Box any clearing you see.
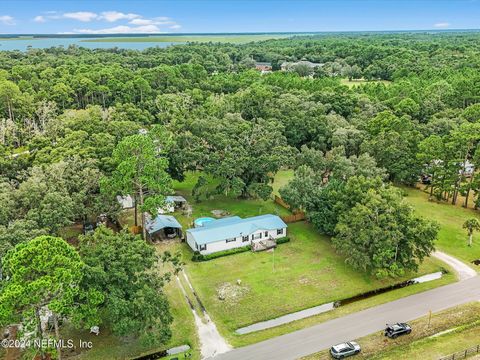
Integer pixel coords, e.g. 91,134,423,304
403,187,480,268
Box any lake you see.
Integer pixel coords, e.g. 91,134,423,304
0,37,179,51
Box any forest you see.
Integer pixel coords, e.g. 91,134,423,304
1,32,480,358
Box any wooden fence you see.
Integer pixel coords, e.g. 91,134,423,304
281,213,306,223
274,195,306,223
438,344,480,360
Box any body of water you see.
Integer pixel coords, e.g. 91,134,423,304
0,37,178,51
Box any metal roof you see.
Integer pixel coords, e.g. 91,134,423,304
187,214,287,245
166,195,187,203
146,215,182,234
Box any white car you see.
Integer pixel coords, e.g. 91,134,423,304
330,341,361,359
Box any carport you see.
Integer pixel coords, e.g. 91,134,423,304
146,215,183,241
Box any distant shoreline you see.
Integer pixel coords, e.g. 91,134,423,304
80,34,292,43
0,28,479,40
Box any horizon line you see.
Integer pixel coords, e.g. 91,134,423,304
1,28,480,37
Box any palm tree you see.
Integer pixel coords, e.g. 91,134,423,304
463,218,480,247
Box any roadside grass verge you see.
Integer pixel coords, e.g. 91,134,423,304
302,302,480,360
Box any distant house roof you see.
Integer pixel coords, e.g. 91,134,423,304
146,215,182,234
187,214,287,245
281,60,324,69
166,195,187,203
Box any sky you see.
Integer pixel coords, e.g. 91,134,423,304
0,0,479,34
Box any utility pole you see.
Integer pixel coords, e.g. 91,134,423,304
273,247,275,272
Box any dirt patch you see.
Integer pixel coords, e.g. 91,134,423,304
299,277,310,285
211,209,230,218
216,282,250,304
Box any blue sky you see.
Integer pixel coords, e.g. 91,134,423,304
0,1,478,34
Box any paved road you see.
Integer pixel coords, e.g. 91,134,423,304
212,276,480,360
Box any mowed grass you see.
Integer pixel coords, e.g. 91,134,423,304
304,302,480,360
184,222,452,345
340,78,391,88
172,172,290,229
82,34,291,44
402,187,480,267
161,171,454,346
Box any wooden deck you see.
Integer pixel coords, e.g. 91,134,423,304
251,238,277,252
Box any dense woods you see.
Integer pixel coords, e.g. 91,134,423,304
1,32,480,356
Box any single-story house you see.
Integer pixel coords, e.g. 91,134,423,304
255,62,272,73
146,214,182,241
116,195,134,209
186,214,287,255
280,60,324,71
158,195,188,214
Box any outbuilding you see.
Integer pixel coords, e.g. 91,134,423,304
146,214,183,241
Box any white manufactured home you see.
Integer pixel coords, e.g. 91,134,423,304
186,214,287,255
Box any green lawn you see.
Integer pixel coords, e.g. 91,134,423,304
183,221,453,346
402,187,480,267
304,302,480,360
81,34,292,44
272,169,294,196
340,78,391,88
162,172,454,347
171,172,290,229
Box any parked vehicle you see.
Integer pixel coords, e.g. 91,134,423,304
384,323,412,338
421,174,432,184
330,341,361,359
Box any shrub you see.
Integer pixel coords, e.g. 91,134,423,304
191,237,290,261
276,236,290,244
192,245,251,261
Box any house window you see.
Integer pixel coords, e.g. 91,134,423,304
277,228,284,235
264,231,268,237
242,235,249,242
252,233,262,240
226,238,236,243
199,244,207,251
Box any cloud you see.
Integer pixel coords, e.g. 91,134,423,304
100,11,140,22
0,15,15,25
33,10,181,32
33,15,46,23
63,12,99,22
129,18,156,26
74,24,162,34
129,17,175,26
434,22,450,28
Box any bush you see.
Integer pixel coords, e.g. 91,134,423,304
191,237,290,261
276,236,290,244
192,245,251,261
